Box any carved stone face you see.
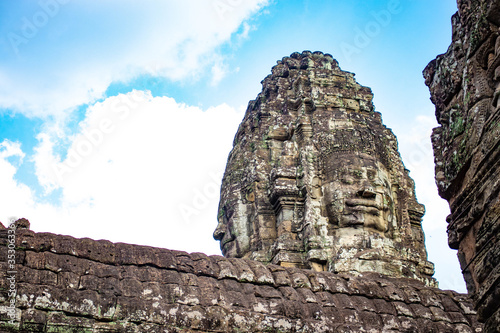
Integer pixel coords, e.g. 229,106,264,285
214,52,436,285
213,199,251,258
322,153,394,234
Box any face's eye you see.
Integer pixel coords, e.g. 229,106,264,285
225,207,234,220
351,170,363,179
367,169,376,180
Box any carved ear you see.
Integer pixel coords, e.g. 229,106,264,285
476,34,497,69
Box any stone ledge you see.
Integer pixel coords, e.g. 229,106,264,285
0,230,482,332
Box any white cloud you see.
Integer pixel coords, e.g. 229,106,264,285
0,139,25,162
210,61,228,86
32,133,61,193
236,22,255,44
0,140,34,227
0,0,269,117
2,92,243,254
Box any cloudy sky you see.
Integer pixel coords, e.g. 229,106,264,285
0,0,465,291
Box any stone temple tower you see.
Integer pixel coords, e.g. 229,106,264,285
214,51,436,287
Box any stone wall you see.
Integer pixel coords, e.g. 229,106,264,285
423,0,500,331
0,228,482,332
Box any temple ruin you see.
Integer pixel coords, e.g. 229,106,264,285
0,51,484,332
1,0,498,330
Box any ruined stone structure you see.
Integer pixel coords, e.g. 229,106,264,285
0,46,488,331
4,1,499,324
0,227,483,332
214,51,436,287
424,0,500,331
0,48,486,331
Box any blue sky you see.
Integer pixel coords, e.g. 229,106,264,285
0,0,465,291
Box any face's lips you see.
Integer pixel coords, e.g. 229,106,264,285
348,206,380,216
220,237,234,256
221,234,235,247
344,198,383,217
345,198,382,210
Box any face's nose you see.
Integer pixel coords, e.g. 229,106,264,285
357,182,376,199
361,189,376,198
213,222,225,241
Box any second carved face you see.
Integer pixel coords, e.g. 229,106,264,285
322,153,395,234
